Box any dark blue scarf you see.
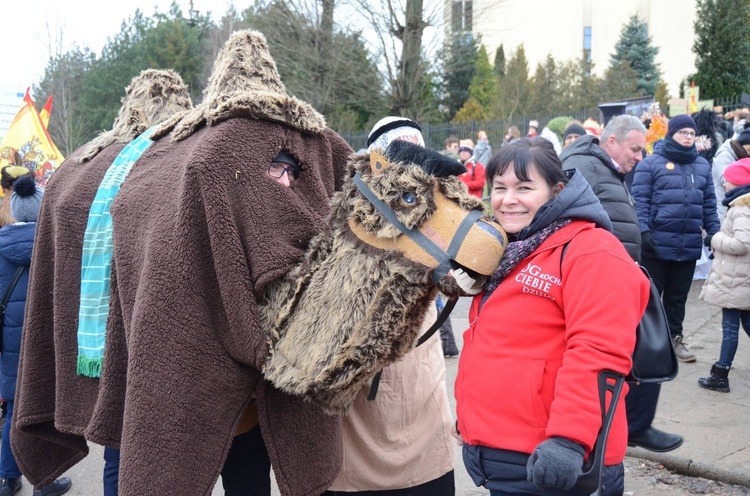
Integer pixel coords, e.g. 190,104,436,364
723,184,750,207
660,135,699,164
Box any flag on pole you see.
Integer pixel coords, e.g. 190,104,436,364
0,88,63,188
690,81,698,113
39,96,53,128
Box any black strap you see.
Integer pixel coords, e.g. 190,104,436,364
368,296,458,401
0,265,25,317
0,265,25,350
416,296,457,347
352,172,481,285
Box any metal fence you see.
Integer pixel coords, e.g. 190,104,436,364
338,94,750,151
338,108,594,152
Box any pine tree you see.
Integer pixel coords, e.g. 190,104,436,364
442,32,480,119
493,44,505,77
454,44,496,121
654,79,670,113
492,45,529,119
692,0,750,98
610,15,661,96
601,61,640,102
527,55,559,115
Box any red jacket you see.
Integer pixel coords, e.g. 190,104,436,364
455,221,649,465
459,161,486,198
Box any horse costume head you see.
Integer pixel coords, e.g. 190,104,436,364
263,140,506,414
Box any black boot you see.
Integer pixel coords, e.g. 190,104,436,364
698,364,730,392
439,318,459,357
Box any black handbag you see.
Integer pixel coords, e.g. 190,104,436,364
560,242,678,384
0,265,25,350
627,265,678,383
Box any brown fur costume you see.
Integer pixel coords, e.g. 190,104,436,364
262,143,505,414
82,30,352,496
11,70,192,486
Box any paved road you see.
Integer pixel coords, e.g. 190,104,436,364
14,280,750,495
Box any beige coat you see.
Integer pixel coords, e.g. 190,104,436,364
327,302,455,491
701,192,750,310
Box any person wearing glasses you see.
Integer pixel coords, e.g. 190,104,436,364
267,151,300,186
633,114,721,366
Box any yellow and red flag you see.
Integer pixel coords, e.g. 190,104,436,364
39,96,53,128
690,81,698,113
0,88,62,188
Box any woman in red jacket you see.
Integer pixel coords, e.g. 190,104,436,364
455,138,650,495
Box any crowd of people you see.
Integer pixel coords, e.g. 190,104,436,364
0,28,748,496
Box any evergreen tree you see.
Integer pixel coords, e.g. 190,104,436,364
527,55,559,115
34,47,97,155
692,0,750,98
492,45,529,119
610,15,661,96
454,44,495,121
243,1,386,130
654,79,670,113
493,44,505,77
601,61,640,102
442,32,480,119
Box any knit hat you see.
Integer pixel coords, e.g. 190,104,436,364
458,146,473,155
736,128,750,146
667,114,697,137
10,176,43,223
367,116,424,150
563,124,586,141
724,158,750,186
0,165,33,192
529,120,539,130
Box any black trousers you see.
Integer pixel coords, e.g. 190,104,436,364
221,426,272,496
322,470,455,496
640,255,696,338
625,381,661,435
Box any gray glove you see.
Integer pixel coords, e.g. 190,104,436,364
526,437,586,491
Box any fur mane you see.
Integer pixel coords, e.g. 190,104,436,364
152,30,326,141
77,69,192,163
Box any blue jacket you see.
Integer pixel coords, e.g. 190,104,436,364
0,222,35,401
632,146,720,261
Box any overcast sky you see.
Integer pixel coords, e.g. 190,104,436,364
1,0,242,89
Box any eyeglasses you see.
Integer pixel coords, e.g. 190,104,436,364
676,130,697,138
267,162,300,179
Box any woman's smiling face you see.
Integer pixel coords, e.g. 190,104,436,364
490,162,558,235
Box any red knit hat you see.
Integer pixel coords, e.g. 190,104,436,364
724,158,750,186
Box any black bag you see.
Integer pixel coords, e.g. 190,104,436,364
0,265,25,350
560,242,678,384
628,266,678,383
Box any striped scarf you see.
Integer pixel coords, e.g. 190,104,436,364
76,129,155,378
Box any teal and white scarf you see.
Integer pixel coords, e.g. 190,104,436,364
76,128,155,378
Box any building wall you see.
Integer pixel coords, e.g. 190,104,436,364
469,0,696,98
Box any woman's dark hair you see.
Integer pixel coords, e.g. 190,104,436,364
485,138,568,187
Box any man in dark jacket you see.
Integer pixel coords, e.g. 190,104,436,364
562,115,685,454
561,115,644,260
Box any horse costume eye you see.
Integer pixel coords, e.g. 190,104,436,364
401,192,417,205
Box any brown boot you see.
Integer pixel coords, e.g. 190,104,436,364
672,335,696,363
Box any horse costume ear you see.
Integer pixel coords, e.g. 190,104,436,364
370,149,390,174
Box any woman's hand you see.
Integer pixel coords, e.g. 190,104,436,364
451,422,464,446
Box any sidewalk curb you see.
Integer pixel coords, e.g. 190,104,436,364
627,447,750,489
